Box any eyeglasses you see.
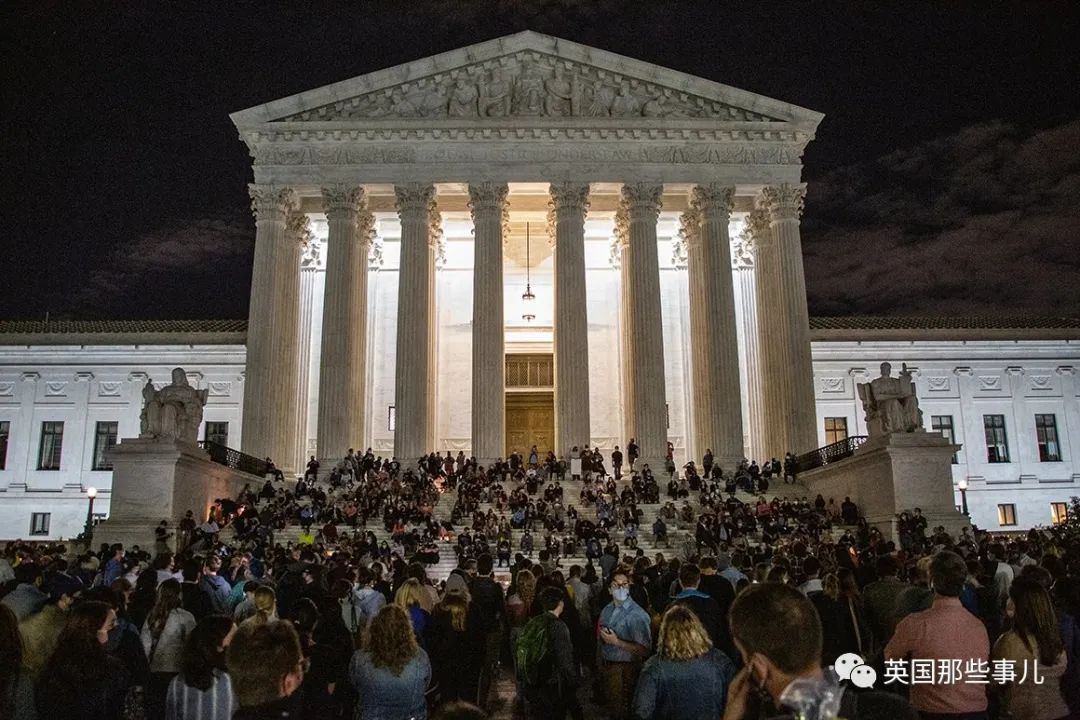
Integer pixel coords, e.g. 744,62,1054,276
611,581,631,589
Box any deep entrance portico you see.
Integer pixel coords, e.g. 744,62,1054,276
231,31,823,474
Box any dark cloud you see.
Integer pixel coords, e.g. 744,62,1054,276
802,120,1080,316
65,217,254,319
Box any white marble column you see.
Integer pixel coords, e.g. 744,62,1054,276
684,185,744,469
294,245,320,470
756,183,818,457
394,184,437,462
736,209,768,461
550,182,592,455
468,182,508,464
617,183,668,471
242,185,303,472
316,186,373,465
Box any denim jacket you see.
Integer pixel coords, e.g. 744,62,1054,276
348,648,431,720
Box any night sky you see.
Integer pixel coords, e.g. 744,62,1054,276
3,1,1079,320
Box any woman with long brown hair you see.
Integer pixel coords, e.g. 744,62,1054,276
632,604,735,720
992,577,1070,720
141,579,196,718
36,600,130,720
506,569,537,627
349,604,431,720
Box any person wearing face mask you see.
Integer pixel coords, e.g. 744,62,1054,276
723,583,915,720
597,567,652,720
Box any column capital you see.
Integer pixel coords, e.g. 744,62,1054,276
394,183,436,218
674,207,699,267
321,185,365,221
619,182,663,221
286,210,313,246
249,184,297,223
467,182,509,217
547,182,590,247
690,184,734,220
760,183,806,222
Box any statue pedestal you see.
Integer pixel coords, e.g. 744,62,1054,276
94,438,255,552
801,431,968,542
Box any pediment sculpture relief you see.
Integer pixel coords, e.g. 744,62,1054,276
280,52,781,123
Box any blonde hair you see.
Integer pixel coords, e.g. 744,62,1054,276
394,577,427,611
657,605,712,661
822,573,840,600
366,604,419,675
439,592,469,632
253,585,276,622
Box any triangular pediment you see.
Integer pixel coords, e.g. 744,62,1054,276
231,31,822,129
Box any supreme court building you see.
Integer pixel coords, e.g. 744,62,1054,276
233,30,823,475
2,32,1079,538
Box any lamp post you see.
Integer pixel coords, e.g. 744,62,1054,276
84,486,97,549
957,477,969,516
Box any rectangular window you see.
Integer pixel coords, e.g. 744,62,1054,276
0,420,9,470
92,421,118,471
204,421,229,447
387,406,396,432
38,421,64,470
30,512,50,536
997,503,1017,527
1035,414,1062,462
983,415,1010,463
931,415,958,463
1051,502,1069,526
824,417,848,445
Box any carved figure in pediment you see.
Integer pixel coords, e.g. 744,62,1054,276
611,85,642,117
513,67,545,116
585,80,615,116
447,78,479,117
390,94,420,118
544,65,578,116
479,68,512,117
363,95,394,118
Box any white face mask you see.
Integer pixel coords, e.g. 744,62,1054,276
612,587,630,603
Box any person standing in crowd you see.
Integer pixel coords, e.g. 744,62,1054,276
469,553,505,711
19,572,81,675
724,583,916,720
199,557,232,615
671,563,723,650
633,604,735,720
886,550,990,720
142,578,198,718
165,614,237,720
598,568,652,720
349,604,432,720
991,577,1071,720
428,591,482,705
226,620,306,719
517,586,577,720
36,601,131,720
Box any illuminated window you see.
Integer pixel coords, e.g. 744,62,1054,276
388,406,396,432
931,415,958,463
38,421,64,470
1035,414,1062,462
1051,502,1069,525
997,503,1017,527
983,415,1009,463
92,421,118,471
824,417,848,445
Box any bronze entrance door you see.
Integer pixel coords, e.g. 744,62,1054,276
505,392,554,459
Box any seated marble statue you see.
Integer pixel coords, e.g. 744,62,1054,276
858,362,924,437
140,367,209,444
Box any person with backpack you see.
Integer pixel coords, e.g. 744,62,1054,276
516,587,576,720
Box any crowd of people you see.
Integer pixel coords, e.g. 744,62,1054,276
1,443,1079,720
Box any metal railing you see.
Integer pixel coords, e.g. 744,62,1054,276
794,435,868,474
198,441,270,477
